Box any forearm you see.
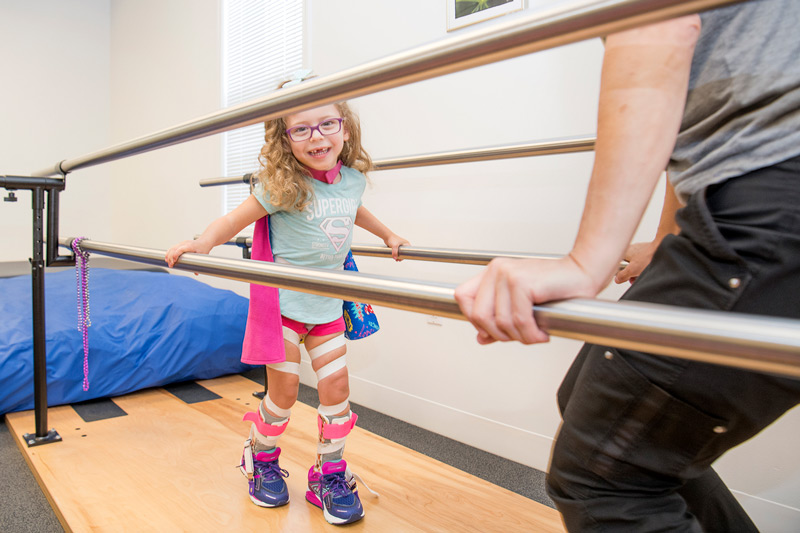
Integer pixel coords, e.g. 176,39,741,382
654,179,681,242
197,195,267,249
354,206,395,241
195,215,240,249
571,16,700,291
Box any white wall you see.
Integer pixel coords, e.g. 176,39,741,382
306,1,800,530
108,0,224,258
307,0,602,470
0,0,111,261
6,0,798,530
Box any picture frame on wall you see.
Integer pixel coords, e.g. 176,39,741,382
447,0,525,31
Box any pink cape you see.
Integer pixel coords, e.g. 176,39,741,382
240,216,285,364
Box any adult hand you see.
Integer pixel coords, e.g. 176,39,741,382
615,241,658,284
454,255,598,345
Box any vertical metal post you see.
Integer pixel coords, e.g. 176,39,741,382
46,186,75,267
31,188,47,436
23,186,61,446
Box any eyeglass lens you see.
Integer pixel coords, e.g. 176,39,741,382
287,118,343,141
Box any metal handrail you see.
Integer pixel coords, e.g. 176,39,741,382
354,244,562,264
198,135,596,188
35,0,743,178
61,238,800,379
214,237,562,264
214,239,633,269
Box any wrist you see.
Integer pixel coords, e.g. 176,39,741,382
567,246,619,295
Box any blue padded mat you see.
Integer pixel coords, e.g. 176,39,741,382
0,269,254,415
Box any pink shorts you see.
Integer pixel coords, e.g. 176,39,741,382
281,315,345,338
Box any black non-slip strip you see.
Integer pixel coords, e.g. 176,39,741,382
163,381,221,404
71,398,127,422
241,367,266,387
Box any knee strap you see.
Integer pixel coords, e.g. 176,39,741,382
266,361,300,375
263,394,291,419
308,335,346,361
318,399,349,417
318,411,358,440
316,355,347,381
243,411,289,437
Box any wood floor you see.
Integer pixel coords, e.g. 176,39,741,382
6,374,565,532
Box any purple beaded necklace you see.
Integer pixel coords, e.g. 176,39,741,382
71,237,91,391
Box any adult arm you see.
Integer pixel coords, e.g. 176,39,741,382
615,179,682,284
454,15,701,344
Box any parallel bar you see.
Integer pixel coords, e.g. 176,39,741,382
36,0,743,177
63,238,460,318
373,135,596,171
217,239,627,269
61,238,800,379
352,244,561,264
198,136,596,188
217,238,561,265
199,173,252,188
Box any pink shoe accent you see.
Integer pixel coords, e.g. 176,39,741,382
305,461,348,509
306,490,323,507
243,411,289,437
254,448,281,462
306,465,324,508
321,460,347,475
318,412,358,440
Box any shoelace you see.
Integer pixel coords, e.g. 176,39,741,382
255,460,289,481
350,471,380,498
323,472,353,498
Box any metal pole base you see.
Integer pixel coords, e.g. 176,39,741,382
23,429,62,447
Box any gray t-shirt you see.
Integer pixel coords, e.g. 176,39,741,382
669,0,800,201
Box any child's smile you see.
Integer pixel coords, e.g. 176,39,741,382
285,104,348,171
308,146,331,158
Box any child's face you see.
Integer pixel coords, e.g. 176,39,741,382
284,104,349,171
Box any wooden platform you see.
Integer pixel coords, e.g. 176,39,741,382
7,374,565,532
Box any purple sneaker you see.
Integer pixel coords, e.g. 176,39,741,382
240,447,289,508
306,460,365,525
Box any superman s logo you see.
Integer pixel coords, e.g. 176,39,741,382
319,216,352,252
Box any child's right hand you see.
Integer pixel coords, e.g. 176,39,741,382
165,239,213,268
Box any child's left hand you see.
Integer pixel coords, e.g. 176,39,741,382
385,234,410,261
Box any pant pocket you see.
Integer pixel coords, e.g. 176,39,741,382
559,345,729,482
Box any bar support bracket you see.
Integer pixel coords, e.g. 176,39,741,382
1,174,73,446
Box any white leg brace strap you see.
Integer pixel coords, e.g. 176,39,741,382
318,399,349,417
266,361,300,375
263,394,291,418
315,355,347,382
307,335,346,361
282,326,301,346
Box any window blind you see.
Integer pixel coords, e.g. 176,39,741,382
222,0,304,214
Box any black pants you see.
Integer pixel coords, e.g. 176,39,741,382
547,155,800,532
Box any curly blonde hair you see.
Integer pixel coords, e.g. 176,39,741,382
254,101,372,212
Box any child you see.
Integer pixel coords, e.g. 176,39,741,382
165,87,408,525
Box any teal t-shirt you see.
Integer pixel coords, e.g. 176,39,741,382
253,165,366,324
